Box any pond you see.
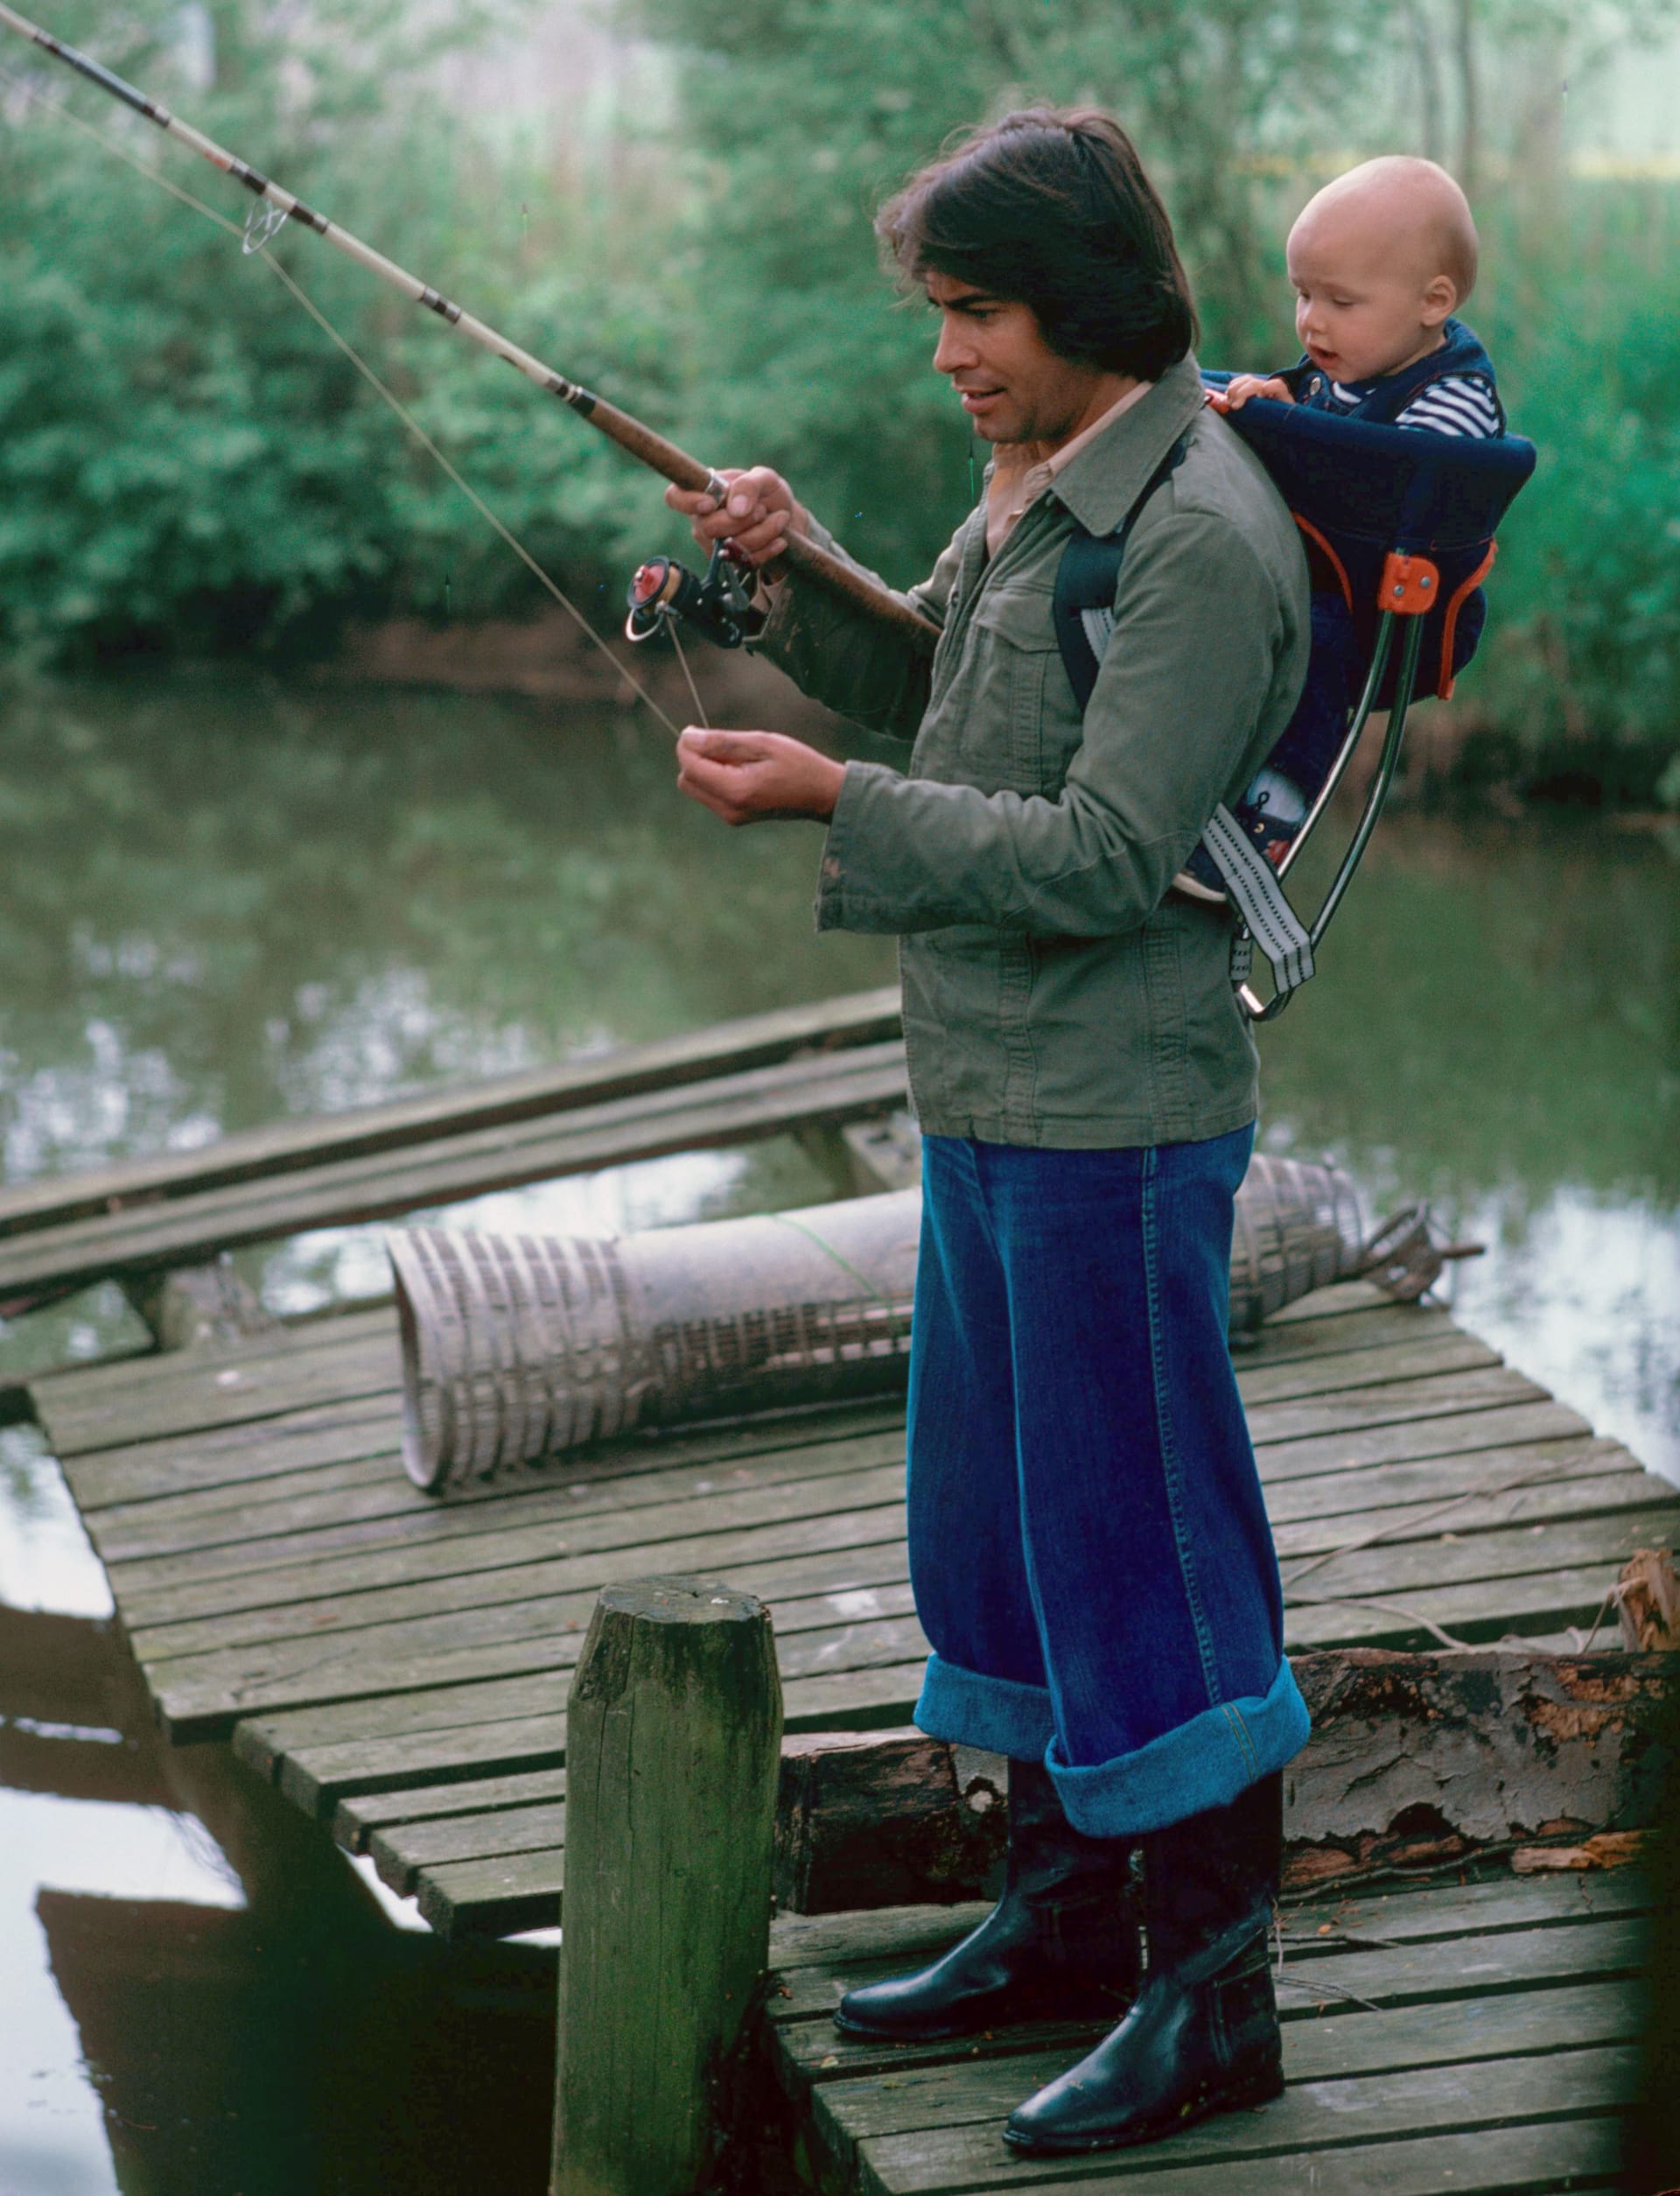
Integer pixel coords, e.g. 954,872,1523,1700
1,670,1676,2193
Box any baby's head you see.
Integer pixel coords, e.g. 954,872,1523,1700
1287,157,1478,386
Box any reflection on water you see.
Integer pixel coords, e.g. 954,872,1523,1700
1256,810,1679,1480
0,672,1676,2192
0,1440,557,2196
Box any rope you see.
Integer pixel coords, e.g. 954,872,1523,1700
0,65,686,738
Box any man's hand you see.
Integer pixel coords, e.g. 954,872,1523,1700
665,467,808,568
676,728,844,825
1214,374,1295,413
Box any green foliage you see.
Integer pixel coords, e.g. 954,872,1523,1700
1466,186,1680,796
635,0,1378,579
1,0,1678,793
0,0,684,656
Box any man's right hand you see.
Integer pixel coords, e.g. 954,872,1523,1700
665,466,808,569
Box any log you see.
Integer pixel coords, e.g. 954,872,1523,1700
550,1576,783,2196
766,1649,1676,1914
776,1730,1004,1916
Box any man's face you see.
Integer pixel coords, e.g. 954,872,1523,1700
925,271,1110,446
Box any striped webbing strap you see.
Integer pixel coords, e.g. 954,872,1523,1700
1198,805,1315,1002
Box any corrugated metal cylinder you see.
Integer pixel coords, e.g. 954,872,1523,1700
389,1157,1364,1494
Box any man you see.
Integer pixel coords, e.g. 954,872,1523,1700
670,107,1311,2155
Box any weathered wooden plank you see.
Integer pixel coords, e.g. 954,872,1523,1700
271,1659,934,1817
0,987,903,1238
374,1798,566,1893
332,1765,569,1852
55,1397,404,1512
416,1849,565,1939
1271,1457,1670,1561
200,1568,920,1752
1252,1395,1592,1480
146,1485,1660,1744
150,1589,926,1742
853,2044,1636,2193
770,1906,1646,2033
89,1405,906,1561
1262,1436,1631,1528
1264,1277,1391,1323
32,1305,396,1406
115,1454,914,1619
1242,1365,1547,1447
1284,1505,1680,1608
43,1331,404,1457
1237,1331,1502,1407
127,1494,913,1668
133,1483,1667,1701
1283,1561,1652,1653
280,1713,572,1816
875,2124,1625,2196
233,1671,566,1776
0,1041,911,1300
808,1979,1643,2143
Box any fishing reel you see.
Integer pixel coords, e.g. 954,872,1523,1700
625,542,760,652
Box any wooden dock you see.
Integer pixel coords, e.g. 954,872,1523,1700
763,1869,1646,2194
23,1272,1676,1940
0,986,905,1312
10,998,1673,2194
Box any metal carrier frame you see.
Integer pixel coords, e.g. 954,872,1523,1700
1227,553,1434,1022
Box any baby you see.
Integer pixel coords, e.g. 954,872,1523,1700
1174,156,1504,902
1223,154,1502,437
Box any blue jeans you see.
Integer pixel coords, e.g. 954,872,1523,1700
909,1126,1310,1838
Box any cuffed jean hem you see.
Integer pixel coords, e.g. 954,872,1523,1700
914,1652,1056,1764
1046,1657,1312,1838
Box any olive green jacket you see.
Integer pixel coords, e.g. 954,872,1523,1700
757,356,1310,1148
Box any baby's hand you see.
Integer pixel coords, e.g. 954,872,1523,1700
1216,375,1295,412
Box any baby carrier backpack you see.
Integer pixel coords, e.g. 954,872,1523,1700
1054,357,1536,1017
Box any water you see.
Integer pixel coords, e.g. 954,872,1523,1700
0,671,1675,2192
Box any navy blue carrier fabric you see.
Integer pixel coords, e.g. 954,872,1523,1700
1288,318,1505,433
1206,363,1536,699
1052,375,1535,895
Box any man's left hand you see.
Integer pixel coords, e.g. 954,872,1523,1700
676,728,845,825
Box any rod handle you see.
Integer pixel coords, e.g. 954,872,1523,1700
578,392,939,656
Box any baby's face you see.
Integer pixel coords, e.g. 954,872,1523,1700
1286,202,1455,386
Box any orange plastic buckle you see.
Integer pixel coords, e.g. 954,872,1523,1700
1378,551,1441,615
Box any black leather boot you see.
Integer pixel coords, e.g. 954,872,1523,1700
1003,1772,1284,2152
833,1757,1140,2042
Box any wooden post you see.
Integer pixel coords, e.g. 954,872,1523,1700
551,1576,783,2196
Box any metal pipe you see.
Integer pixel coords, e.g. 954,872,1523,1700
388,1156,1367,1491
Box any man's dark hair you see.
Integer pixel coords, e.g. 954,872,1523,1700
877,108,1198,382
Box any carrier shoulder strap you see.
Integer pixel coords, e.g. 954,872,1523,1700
1053,417,1315,1010
1052,427,1192,712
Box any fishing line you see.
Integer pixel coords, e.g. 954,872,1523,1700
666,619,708,730
0,63,686,737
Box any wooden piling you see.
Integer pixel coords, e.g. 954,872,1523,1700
551,1576,783,2196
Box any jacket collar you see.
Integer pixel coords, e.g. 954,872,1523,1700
1044,354,1206,538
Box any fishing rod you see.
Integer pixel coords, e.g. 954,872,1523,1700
0,1,939,656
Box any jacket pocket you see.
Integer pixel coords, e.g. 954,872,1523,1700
969,585,1083,795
